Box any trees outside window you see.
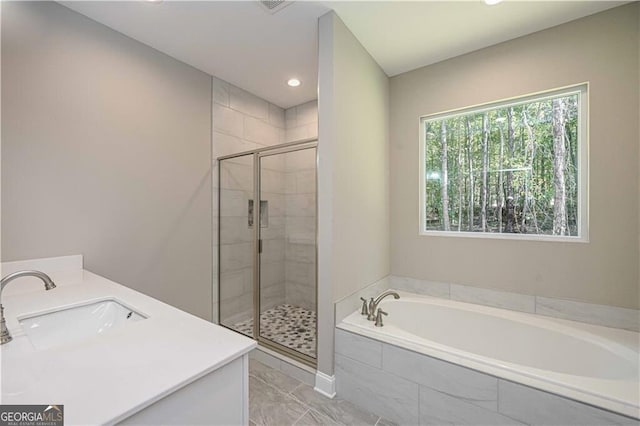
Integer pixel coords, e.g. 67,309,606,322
420,85,587,239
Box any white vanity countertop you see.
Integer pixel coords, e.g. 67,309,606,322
0,255,256,425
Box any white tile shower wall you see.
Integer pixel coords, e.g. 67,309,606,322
259,160,295,313
284,100,318,143
214,87,319,326
213,76,287,325
334,329,637,425
281,102,317,313
335,275,640,331
283,147,317,312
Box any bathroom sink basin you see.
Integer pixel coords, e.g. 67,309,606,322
18,299,146,350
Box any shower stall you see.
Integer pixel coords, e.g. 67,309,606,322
217,140,317,366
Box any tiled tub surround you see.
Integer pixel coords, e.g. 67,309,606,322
335,276,640,332
335,294,640,424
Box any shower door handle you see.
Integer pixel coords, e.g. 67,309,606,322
258,239,263,254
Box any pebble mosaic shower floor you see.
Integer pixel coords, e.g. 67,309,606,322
231,304,316,359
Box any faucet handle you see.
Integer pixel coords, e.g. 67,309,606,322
367,298,376,321
374,309,388,327
359,297,369,316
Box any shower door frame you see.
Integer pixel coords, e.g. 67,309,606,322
217,138,318,368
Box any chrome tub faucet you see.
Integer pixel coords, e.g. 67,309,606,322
366,290,400,321
1,270,57,345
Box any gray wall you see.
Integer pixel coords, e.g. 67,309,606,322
390,4,640,309
317,11,390,376
1,1,213,319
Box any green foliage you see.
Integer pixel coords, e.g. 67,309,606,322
424,94,579,235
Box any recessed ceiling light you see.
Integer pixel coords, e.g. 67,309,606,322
484,0,503,5
287,78,301,87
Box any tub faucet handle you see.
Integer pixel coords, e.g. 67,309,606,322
374,309,388,327
367,298,376,321
360,297,369,316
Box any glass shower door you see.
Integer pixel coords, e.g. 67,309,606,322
258,146,317,363
218,153,256,337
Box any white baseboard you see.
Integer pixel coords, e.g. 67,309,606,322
314,371,336,398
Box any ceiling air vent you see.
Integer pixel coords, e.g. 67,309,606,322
258,0,293,14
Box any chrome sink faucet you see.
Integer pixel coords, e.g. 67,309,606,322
366,290,400,321
1,270,57,345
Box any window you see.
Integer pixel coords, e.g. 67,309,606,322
419,84,588,241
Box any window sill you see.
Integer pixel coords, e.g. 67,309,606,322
418,230,589,243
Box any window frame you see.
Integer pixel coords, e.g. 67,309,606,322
418,83,589,242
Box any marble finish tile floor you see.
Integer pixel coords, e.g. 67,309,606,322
249,359,394,426
233,304,317,358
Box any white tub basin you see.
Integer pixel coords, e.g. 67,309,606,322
19,299,146,350
340,291,640,419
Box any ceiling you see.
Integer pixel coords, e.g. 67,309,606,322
60,1,625,109
61,1,330,109
330,1,627,77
